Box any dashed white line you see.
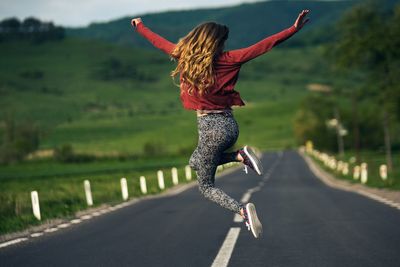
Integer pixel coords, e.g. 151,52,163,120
80,215,92,220
58,223,70,229
44,228,58,233
0,238,28,248
240,192,252,203
211,227,241,267
233,214,243,223
30,232,43,238
71,219,81,224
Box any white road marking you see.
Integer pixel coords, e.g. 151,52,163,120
233,157,281,224
58,223,70,229
211,227,241,267
44,228,58,233
81,215,92,220
30,232,43,238
240,192,252,203
71,219,81,224
233,214,243,223
0,238,28,248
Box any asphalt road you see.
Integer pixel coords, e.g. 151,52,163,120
1,151,400,267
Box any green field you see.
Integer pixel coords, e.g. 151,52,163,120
0,36,368,235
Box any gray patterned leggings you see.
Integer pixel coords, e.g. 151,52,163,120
189,112,243,215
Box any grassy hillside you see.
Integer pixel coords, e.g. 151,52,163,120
67,0,355,48
0,36,332,157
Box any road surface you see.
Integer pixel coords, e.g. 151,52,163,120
1,151,400,266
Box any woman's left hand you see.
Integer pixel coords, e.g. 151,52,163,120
131,18,142,27
294,10,310,30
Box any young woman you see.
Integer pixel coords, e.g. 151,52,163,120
131,10,309,238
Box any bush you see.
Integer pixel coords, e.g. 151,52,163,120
54,144,95,163
54,144,74,162
143,141,167,157
0,119,40,164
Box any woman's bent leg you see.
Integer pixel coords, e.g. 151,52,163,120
189,113,242,215
192,146,242,214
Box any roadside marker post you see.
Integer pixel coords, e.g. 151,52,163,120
380,164,388,181
342,163,349,176
157,170,165,190
185,165,192,180
353,166,360,180
337,161,343,172
84,180,93,206
171,167,179,185
140,176,147,194
121,178,129,201
361,163,368,184
31,191,41,221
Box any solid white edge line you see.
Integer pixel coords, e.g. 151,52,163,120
211,227,241,267
0,238,28,248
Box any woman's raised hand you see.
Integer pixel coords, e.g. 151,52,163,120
131,18,142,27
294,10,310,30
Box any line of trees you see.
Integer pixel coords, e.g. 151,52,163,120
294,1,399,172
0,17,65,43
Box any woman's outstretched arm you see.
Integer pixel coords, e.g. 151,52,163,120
224,10,310,64
131,18,176,56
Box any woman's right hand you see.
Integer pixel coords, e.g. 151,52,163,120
131,18,142,27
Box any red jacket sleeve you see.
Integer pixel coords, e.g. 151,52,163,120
223,25,298,64
135,22,176,55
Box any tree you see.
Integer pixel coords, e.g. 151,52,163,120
330,0,400,171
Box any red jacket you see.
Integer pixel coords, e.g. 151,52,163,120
135,22,298,110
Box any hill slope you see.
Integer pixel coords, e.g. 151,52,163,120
0,35,334,155
67,0,355,49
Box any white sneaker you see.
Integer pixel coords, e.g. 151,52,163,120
243,203,263,238
239,146,263,175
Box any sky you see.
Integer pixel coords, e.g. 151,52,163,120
0,0,261,27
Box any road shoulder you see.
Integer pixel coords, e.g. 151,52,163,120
299,150,400,210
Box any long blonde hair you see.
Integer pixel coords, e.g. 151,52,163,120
171,22,229,95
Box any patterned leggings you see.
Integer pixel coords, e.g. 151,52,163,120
189,112,243,215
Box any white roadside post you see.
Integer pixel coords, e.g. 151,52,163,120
171,167,179,185
140,176,147,194
342,163,349,176
353,166,360,180
120,178,129,201
185,165,192,180
31,191,41,221
337,161,343,173
361,163,368,184
380,164,388,181
157,170,165,190
83,180,93,206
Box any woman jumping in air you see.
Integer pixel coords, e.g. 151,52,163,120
131,9,309,238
